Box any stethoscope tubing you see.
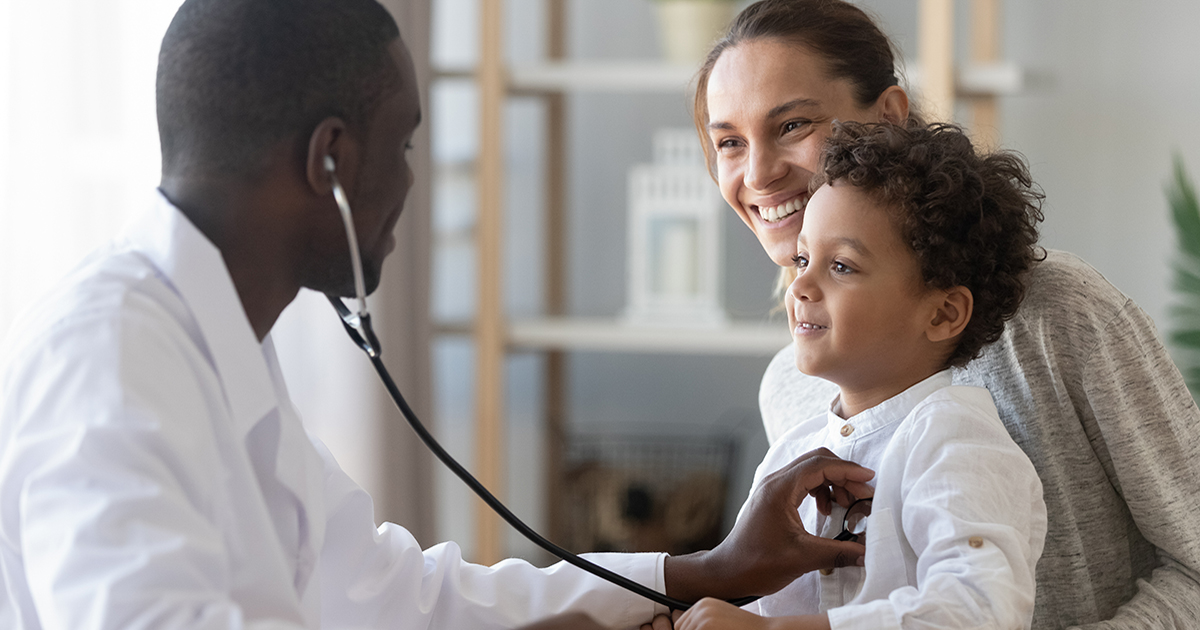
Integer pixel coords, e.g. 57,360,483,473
323,166,755,612
329,296,759,612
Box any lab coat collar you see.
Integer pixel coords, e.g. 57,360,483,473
828,369,953,440
122,190,278,439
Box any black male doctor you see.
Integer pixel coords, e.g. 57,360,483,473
0,1,874,628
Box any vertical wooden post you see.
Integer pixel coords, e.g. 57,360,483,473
476,0,506,565
918,0,955,123
543,0,569,547
970,0,1001,148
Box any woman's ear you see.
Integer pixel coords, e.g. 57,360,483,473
927,286,972,343
874,85,910,126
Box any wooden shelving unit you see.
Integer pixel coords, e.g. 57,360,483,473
461,0,1016,564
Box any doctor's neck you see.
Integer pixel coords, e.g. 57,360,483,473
160,165,311,342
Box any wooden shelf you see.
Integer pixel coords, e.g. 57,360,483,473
510,61,697,93
904,60,1025,97
435,60,698,93
507,317,791,355
435,59,1024,97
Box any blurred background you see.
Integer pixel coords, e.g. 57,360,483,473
2,0,1200,566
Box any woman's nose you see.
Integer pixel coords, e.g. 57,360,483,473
746,143,788,191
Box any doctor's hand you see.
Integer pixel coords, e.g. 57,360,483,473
663,448,874,603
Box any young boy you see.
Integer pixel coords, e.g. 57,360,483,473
677,122,1048,630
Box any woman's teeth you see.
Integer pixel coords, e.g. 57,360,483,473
760,196,806,223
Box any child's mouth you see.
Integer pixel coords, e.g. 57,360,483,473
795,321,828,333
755,194,808,223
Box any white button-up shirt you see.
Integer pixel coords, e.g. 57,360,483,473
0,192,665,630
744,371,1047,630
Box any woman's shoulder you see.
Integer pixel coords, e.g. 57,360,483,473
1022,249,1130,317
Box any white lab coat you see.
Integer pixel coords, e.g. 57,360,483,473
743,372,1047,630
0,192,666,630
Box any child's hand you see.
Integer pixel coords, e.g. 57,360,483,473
676,598,771,630
640,610,683,630
677,600,831,630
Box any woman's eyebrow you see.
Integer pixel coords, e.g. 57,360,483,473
767,98,821,120
708,98,823,132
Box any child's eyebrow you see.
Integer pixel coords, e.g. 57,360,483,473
833,236,872,257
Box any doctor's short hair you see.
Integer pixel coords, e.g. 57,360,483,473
813,121,1045,368
157,0,401,177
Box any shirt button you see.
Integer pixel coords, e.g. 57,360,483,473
969,536,984,548
840,424,854,437
820,568,834,576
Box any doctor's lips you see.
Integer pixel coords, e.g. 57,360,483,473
753,194,808,224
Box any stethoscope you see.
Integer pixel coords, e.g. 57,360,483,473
322,156,756,611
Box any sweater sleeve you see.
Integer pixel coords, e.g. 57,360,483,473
1072,297,1200,629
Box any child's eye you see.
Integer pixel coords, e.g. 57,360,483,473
791,253,809,269
832,261,853,274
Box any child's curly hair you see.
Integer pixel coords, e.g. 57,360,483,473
813,121,1045,367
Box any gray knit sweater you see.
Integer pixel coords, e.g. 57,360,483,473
759,250,1200,629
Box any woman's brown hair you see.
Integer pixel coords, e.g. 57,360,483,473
693,0,903,174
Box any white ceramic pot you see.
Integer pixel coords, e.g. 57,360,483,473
654,0,739,65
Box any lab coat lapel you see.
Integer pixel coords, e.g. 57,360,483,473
130,193,323,598
262,335,326,597
128,192,278,433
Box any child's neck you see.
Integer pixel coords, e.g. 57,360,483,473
835,367,945,419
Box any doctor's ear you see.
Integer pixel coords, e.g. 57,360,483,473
305,116,353,193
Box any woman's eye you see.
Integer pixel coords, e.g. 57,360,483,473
783,119,811,134
715,137,743,151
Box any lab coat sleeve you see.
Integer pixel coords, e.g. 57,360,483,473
312,438,668,630
826,399,1046,630
0,307,305,630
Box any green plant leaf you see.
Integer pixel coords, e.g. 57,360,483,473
1167,155,1200,397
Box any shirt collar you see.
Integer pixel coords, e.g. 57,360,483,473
121,190,278,437
827,370,953,440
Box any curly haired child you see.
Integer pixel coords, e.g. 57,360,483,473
678,122,1048,630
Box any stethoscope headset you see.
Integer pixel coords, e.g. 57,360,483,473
322,155,759,612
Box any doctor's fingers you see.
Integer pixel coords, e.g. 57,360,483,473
763,448,874,508
797,534,867,571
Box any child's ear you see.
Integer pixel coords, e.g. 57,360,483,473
926,286,973,343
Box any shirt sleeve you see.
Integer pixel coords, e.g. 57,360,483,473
311,438,668,630
1070,298,1200,629
827,398,1046,630
0,311,306,630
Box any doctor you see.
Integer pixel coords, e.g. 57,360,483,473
0,0,876,628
